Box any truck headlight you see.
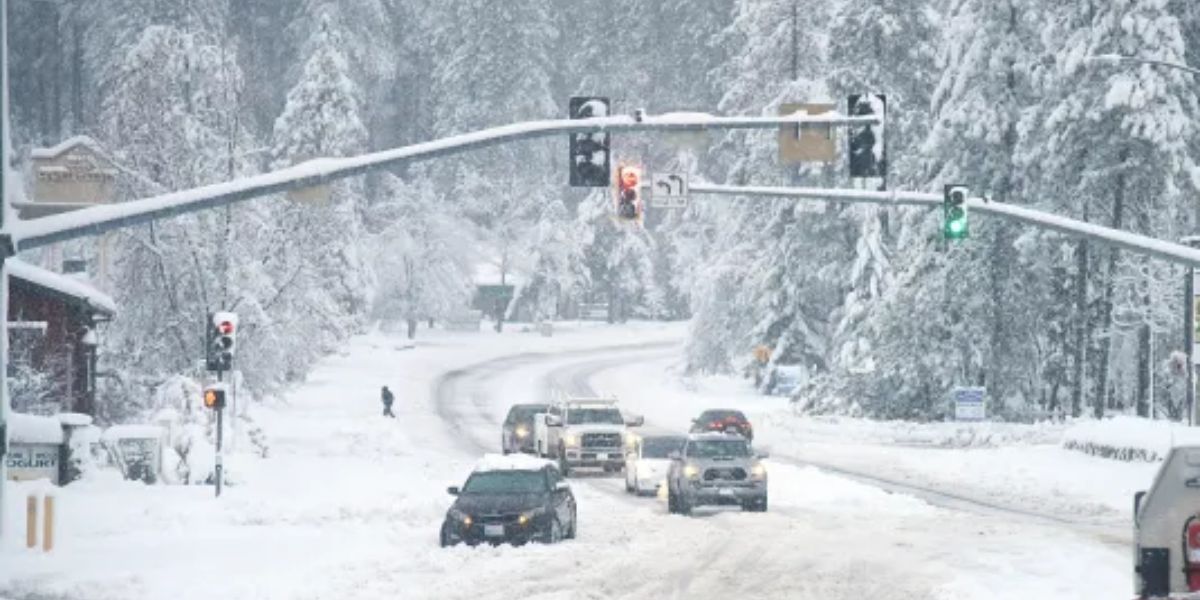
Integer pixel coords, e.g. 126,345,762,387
625,433,638,448
750,463,767,479
515,425,529,438
683,464,700,478
564,434,580,447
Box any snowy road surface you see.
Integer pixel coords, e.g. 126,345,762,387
0,325,1132,599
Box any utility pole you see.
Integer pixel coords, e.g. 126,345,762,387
1185,236,1200,425
0,0,12,540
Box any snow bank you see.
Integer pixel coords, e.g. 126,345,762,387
1061,416,1200,462
101,424,165,442
9,412,64,444
473,453,554,472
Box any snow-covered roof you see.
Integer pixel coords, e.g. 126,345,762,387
473,453,555,473
472,261,526,287
8,259,117,315
9,412,64,444
101,424,165,442
56,412,94,427
29,135,108,160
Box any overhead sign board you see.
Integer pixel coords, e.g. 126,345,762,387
778,103,836,164
952,386,987,422
650,173,688,208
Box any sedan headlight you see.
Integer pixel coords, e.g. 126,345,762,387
750,462,767,479
564,434,580,447
518,507,547,526
515,425,529,438
683,464,700,478
448,508,472,526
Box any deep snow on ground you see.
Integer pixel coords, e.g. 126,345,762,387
0,323,1131,599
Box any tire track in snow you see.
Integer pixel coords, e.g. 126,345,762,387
566,349,1133,550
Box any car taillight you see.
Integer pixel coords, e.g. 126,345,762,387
1185,517,1200,591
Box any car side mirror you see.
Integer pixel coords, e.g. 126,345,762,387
668,451,682,461
625,415,645,427
545,415,562,427
447,486,459,496
554,480,570,492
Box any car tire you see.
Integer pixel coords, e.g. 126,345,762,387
667,485,678,514
745,496,768,512
679,493,692,516
625,472,634,493
439,522,453,548
566,507,577,539
544,519,563,544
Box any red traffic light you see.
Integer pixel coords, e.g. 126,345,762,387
218,321,235,335
619,166,641,189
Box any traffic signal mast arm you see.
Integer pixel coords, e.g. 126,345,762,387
10,111,880,251
689,183,1200,269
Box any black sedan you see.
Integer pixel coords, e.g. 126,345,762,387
440,456,577,547
501,403,548,454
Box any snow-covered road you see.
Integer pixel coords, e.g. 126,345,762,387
0,325,1133,599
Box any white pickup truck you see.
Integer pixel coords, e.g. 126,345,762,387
533,396,643,476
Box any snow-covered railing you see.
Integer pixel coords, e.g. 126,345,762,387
11,111,879,251
689,183,1200,269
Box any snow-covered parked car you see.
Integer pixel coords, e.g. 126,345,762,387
624,433,686,496
440,454,577,547
532,395,643,476
666,433,768,515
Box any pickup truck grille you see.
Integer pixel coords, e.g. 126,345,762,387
704,467,747,481
582,433,622,448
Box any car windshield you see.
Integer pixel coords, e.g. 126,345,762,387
566,408,624,425
642,437,685,458
462,470,547,494
506,405,547,424
687,440,751,459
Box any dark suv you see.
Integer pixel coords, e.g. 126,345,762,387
501,403,548,454
440,455,577,547
689,409,753,442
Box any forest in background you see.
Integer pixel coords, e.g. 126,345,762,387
7,0,1200,423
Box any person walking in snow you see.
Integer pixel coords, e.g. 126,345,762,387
381,385,395,418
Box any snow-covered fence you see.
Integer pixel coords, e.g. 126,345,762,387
1061,416,1200,462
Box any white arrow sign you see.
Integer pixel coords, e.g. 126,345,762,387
651,173,688,208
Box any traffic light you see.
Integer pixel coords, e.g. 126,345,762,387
615,165,643,221
943,184,969,240
848,93,887,179
205,311,239,372
203,385,227,410
568,96,610,187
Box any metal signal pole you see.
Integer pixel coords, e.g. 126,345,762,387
0,0,12,539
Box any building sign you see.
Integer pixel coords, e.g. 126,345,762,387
6,443,60,484
31,136,117,206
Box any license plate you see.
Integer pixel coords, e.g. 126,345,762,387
484,524,504,537
596,453,608,461
718,488,735,497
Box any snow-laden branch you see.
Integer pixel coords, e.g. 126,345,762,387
690,183,1200,269
11,112,879,251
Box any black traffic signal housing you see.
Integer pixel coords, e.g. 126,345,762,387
205,311,238,372
943,184,969,240
615,165,643,221
203,386,227,410
848,93,887,179
568,96,611,187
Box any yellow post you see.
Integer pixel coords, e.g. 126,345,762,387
42,495,53,552
25,495,36,549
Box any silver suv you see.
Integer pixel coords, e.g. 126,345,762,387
666,433,767,514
